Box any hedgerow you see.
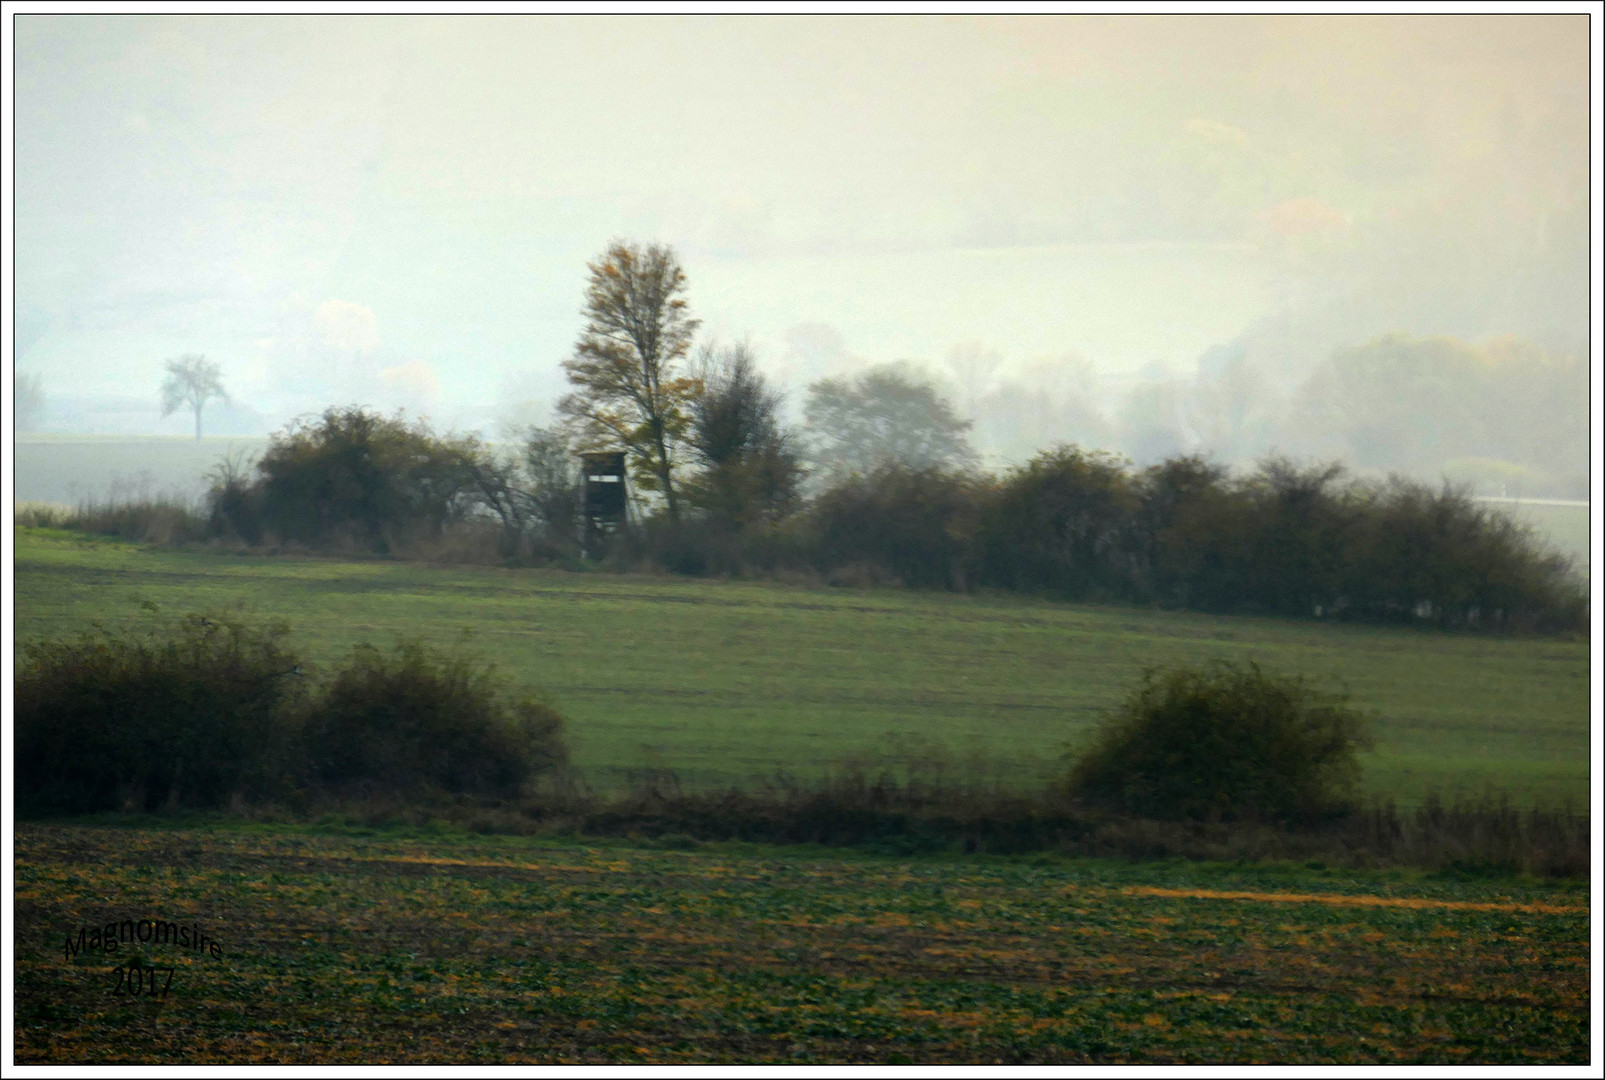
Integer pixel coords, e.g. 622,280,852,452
15,613,569,814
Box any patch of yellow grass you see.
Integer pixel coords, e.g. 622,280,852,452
1119,885,1586,915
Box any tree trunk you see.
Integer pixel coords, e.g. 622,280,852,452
652,419,679,523
659,457,679,523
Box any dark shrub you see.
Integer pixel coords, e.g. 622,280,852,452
1067,661,1373,823
1345,478,1585,631
979,446,1140,600
243,407,480,553
811,464,984,590
628,516,727,577
1234,458,1363,618
206,452,264,544
301,639,568,799
1136,455,1244,610
15,612,305,814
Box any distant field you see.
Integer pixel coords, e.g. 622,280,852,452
13,435,271,506
12,823,1589,1064
12,529,1591,808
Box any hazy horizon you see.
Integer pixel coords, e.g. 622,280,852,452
8,14,1595,488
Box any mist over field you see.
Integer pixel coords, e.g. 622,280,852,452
8,15,1593,504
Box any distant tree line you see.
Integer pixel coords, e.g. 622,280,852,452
798,452,1584,632
989,332,1588,501
190,239,1586,634
199,405,1584,634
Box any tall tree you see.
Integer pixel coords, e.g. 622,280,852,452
686,341,803,526
160,354,228,440
558,241,701,522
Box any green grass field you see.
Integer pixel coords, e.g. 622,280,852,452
12,528,1592,809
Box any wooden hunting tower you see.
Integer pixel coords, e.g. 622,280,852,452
581,451,627,555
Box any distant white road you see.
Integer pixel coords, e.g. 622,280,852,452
1473,497,1590,508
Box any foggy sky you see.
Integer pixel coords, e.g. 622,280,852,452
9,14,1593,441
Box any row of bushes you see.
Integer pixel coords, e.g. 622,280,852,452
15,612,1368,825
15,616,1366,824
646,451,1585,632
808,449,1585,629
14,611,568,816
509,777,1587,878
31,408,1580,633
14,621,1588,875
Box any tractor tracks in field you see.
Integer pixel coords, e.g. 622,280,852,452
16,827,1589,1021
20,829,1588,920
1118,885,1589,916
12,556,1236,641
551,682,1085,714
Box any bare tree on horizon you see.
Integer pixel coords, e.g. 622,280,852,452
160,354,228,440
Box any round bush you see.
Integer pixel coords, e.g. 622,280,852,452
15,612,304,814
1066,661,1372,823
301,639,568,798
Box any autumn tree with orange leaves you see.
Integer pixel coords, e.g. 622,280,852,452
558,241,701,523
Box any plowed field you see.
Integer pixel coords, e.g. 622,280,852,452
13,824,1589,1064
